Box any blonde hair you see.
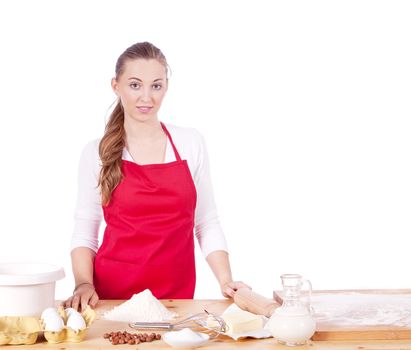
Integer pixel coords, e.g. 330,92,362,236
98,42,168,205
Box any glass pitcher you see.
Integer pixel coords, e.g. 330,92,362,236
267,274,316,346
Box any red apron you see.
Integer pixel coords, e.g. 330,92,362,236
94,123,197,299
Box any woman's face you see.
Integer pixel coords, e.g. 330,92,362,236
112,58,168,123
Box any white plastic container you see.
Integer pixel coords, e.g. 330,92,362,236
0,263,65,317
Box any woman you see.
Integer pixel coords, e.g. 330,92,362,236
64,42,248,311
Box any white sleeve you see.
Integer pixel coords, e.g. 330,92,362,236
70,140,103,252
192,131,229,258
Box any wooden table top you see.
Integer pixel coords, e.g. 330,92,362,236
4,296,411,349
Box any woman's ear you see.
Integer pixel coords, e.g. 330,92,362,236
111,77,119,96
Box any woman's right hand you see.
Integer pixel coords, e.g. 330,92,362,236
63,283,99,312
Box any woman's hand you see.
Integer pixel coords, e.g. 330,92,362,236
63,283,99,312
221,280,251,298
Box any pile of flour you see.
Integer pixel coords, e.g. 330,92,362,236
103,289,177,322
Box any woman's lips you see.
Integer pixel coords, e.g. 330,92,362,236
137,106,153,113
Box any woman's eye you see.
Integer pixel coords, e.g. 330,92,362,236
130,83,140,89
152,84,162,90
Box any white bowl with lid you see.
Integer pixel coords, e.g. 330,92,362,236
0,262,65,317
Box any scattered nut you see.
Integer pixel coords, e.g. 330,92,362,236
103,330,162,345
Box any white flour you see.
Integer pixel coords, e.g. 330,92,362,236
311,293,411,327
103,289,177,322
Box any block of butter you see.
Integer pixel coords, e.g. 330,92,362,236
222,310,263,334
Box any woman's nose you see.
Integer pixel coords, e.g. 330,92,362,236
140,87,152,101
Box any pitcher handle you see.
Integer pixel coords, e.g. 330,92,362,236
302,278,313,313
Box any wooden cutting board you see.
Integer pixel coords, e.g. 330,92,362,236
274,289,411,341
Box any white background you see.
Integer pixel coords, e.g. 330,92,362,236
0,0,410,301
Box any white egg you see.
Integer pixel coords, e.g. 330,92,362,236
65,307,77,317
41,307,59,320
44,315,64,332
66,313,86,331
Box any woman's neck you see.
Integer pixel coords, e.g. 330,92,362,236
124,117,164,141
123,116,168,164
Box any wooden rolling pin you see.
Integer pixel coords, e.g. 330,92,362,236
233,288,281,317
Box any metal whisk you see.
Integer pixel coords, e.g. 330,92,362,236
129,309,227,333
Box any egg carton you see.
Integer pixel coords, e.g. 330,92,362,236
0,316,41,345
42,305,96,343
0,306,96,345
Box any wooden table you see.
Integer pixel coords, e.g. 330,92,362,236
4,298,411,349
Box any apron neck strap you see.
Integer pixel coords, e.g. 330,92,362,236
160,122,182,161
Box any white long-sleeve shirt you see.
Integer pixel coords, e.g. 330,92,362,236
71,123,228,258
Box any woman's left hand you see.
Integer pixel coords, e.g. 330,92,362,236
221,281,251,298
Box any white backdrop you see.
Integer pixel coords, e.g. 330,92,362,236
0,0,410,301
